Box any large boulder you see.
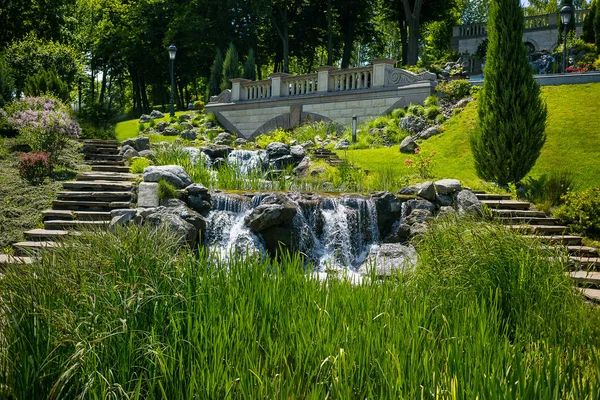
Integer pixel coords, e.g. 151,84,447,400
359,243,417,276
150,110,164,119
185,183,212,215
434,179,461,194
123,147,139,161
156,121,169,132
415,181,436,202
404,209,433,226
418,126,440,140
119,144,136,156
293,157,311,176
456,190,483,216
290,145,306,159
334,139,350,150
163,128,179,136
265,142,290,159
180,130,197,141
399,136,418,154
144,165,192,189
178,114,192,122
406,199,436,214
399,114,428,135
136,137,151,151
214,132,234,144
202,145,233,159
160,198,207,233
139,114,151,123
144,208,198,247
244,194,297,233
371,192,404,238
270,155,295,169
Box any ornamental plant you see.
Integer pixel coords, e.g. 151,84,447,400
554,188,600,236
17,152,54,184
405,147,436,179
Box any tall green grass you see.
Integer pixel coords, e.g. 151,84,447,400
1,220,599,398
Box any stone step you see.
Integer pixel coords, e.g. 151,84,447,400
570,270,600,286
87,160,126,166
63,181,134,191
0,254,35,267
84,153,124,161
53,200,133,211
13,241,60,256
481,200,531,210
570,256,600,268
56,191,133,201
523,235,583,246
42,210,112,221
580,288,600,303
499,217,560,226
24,228,80,241
476,193,512,201
44,220,109,230
508,225,569,234
82,146,120,155
80,139,120,146
567,246,599,257
91,165,131,173
490,209,547,218
77,171,138,181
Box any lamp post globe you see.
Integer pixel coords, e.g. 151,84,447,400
169,44,177,117
560,6,571,73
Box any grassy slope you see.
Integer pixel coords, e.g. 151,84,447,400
342,83,600,190
115,111,191,141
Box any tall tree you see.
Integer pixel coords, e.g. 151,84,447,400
595,0,600,49
470,0,547,186
243,48,257,80
208,49,224,96
582,0,596,42
221,43,240,91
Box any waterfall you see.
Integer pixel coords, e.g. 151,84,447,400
226,150,267,174
183,147,208,167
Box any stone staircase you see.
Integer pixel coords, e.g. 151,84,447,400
477,192,600,303
0,139,137,267
311,148,344,166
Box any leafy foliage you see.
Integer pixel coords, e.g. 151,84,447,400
0,58,15,107
470,0,547,186
157,178,178,200
17,151,54,184
23,67,70,102
435,79,472,101
129,157,152,174
221,43,240,91
242,48,257,80
207,49,224,97
554,187,600,236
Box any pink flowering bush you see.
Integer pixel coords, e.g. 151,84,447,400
17,152,54,184
404,147,436,179
6,96,80,157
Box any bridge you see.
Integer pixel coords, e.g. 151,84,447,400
452,10,590,74
206,59,436,139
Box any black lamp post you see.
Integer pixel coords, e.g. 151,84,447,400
168,44,177,117
560,6,572,73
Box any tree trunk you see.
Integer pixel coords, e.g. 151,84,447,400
140,77,149,114
401,0,423,66
327,0,333,65
400,21,408,66
99,64,107,106
131,69,142,116
273,7,290,73
341,19,355,69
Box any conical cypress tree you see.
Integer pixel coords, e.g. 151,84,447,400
221,43,240,91
243,48,257,81
582,0,596,43
595,1,600,50
470,0,547,186
208,49,223,97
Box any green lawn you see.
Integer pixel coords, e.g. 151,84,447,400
342,83,600,190
115,111,192,141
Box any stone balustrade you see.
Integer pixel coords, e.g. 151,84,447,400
215,59,435,104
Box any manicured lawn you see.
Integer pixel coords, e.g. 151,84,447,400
115,111,192,141
342,83,600,190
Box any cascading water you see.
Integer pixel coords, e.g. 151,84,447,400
227,150,267,174
183,147,208,167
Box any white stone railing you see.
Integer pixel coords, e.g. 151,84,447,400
209,59,436,103
524,14,552,29
573,9,589,25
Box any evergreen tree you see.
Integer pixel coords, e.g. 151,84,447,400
595,0,600,50
582,0,596,43
243,48,257,81
0,58,15,107
23,68,70,102
470,0,547,186
221,43,240,91
207,49,223,97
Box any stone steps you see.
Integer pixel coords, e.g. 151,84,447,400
571,270,600,286
567,245,599,257
44,220,109,230
82,145,120,154
24,228,79,241
63,180,134,191
91,165,131,173
508,224,569,234
499,216,560,225
475,193,512,201
53,200,133,211
13,241,60,256
481,199,531,210
86,160,126,166
490,209,547,218
84,153,124,161
570,256,600,269
523,235,584,246
0,254,35,267
56,191,133,202
42,210,112,221
77,171,138,181
580,288,600,303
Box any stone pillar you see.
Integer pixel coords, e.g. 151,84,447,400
372,59,397,88
269,73,290,98
317,66,337,93
230,78,251,101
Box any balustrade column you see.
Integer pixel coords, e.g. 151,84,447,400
230,78,251,101
372,58,396,88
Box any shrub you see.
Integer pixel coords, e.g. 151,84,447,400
470,0,547,186
79,123,116,140
23,68,70,102
194,100,205,112
424,105,441,120
157,178,178,200
205,113,218,126
129,157,152,174
407,104,425,116
255,128,291,148
138,122,145,132
391,108,406,120
424,95,439,107
149,119,156,128
17,151,54,184
436,79,472,101
0,58,15,107
434,113,446,125
554,188,600,236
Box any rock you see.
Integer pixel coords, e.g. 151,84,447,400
150,110,164,119
455,98,470,108
265,142,290,159
144,165,192,189
397,186,418,196
135,137,151,151
404,209,433,226
409,222,428,236
438,206,456,217
123,148,139,160
156,121,169,132
435,194,453,207
290,145,306,159
212,158,227,168
245,194,297,232
235,138,247,146
186,184,212,215
159,198,207,233
180,122,193,130
302,140,315,149
139,114,151,123
293,156,310,176
456,190,483,216
314,135,323,143
179,114,192,122
310,167,327,177
399,114,428,134
144,209,198,247
122,139,136,148
369,127,383,136
270,155,295,169
418,126,440,140
202,145,233,159
415,181,436,201
406,199,436,214
434,179,461,194
214,132,234,143
359,243,417,276
119,144,136,155
399,136,418,154
138,150,154,159
180,130,197,140
185,183,209,196
321,182,334,191
334,139,350,150
371,192,404,238
384,222,412,243
138,182,159,208
109,209,137,227
163,128,179,136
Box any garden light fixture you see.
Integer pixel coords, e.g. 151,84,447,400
560,6,571,73
169,44,177,117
